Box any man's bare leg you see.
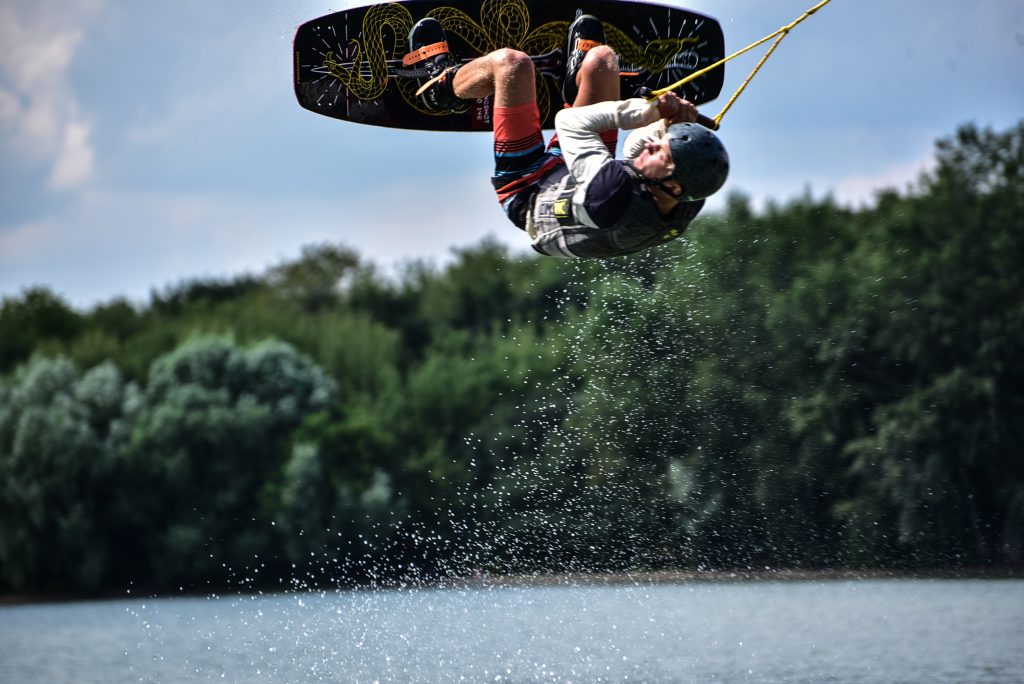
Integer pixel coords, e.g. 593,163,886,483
572,45,620,107
451,49,536,108
447,44,617,109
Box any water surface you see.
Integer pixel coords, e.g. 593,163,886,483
1,578,1021,683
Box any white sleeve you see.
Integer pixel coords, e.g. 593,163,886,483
554,98,661,185
622,119,668,160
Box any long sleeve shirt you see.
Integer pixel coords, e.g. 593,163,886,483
553,98,664,228
525,99,704,258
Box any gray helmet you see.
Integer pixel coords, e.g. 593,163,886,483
666,123,729,201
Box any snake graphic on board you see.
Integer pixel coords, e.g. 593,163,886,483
322,3,414,102
319,0,706,121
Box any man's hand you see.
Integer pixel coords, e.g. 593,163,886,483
655,93,698,125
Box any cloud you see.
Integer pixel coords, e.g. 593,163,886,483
830,156,936,207
0,177,525,307
49,115,95,189
715,152,939,214
0,0,102,189
0,217,57,259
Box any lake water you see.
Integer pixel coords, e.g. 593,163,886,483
1,578,1021,683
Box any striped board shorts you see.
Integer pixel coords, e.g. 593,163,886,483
491,102,617,230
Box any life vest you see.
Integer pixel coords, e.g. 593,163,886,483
526,161,704,259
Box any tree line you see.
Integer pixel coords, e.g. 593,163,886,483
1,121,1021,595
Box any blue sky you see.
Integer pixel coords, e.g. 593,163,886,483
1,0,1022,308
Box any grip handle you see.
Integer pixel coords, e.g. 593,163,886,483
697,113,719,131
635,87,719,130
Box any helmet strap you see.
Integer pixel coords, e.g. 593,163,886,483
626,161,683,199
646,176,683,198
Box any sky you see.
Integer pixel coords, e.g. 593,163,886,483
1,0,1022,309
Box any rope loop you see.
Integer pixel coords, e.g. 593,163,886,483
647,0,835,127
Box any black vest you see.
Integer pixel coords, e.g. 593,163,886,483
528,162,704,259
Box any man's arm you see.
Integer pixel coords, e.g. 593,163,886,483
554,98,661,185
622,119,668,159
555,94,700,183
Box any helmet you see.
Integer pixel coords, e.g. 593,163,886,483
666,123,729,201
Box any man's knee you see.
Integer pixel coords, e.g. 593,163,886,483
580,45,618,74
492,48,535,76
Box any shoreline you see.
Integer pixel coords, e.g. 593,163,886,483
436,566,1024,589
3,566,1022,606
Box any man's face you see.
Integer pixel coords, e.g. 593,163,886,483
634,138,683,196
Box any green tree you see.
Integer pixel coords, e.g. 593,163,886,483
0,288,83,374
0,358,138,591
125,336,337,588
830,122,1024,564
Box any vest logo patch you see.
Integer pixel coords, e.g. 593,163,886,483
553,199,570,218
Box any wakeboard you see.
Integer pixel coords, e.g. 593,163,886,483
293,0,724,131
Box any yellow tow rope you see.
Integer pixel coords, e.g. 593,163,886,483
650,0,835,130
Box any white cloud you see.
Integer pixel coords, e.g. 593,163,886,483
701,149,938,214
49,116,95,189
0,177,525,307
122,20,281,147
2,146,949,308
830,156,936,207
0,217,57,259
0,0,102,188
0,87,18,129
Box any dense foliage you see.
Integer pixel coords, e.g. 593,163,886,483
2,121,1021,595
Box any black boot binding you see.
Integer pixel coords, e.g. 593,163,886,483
406,18,463,111
562,14,605,105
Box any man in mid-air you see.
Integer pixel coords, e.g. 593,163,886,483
405,14,729,258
